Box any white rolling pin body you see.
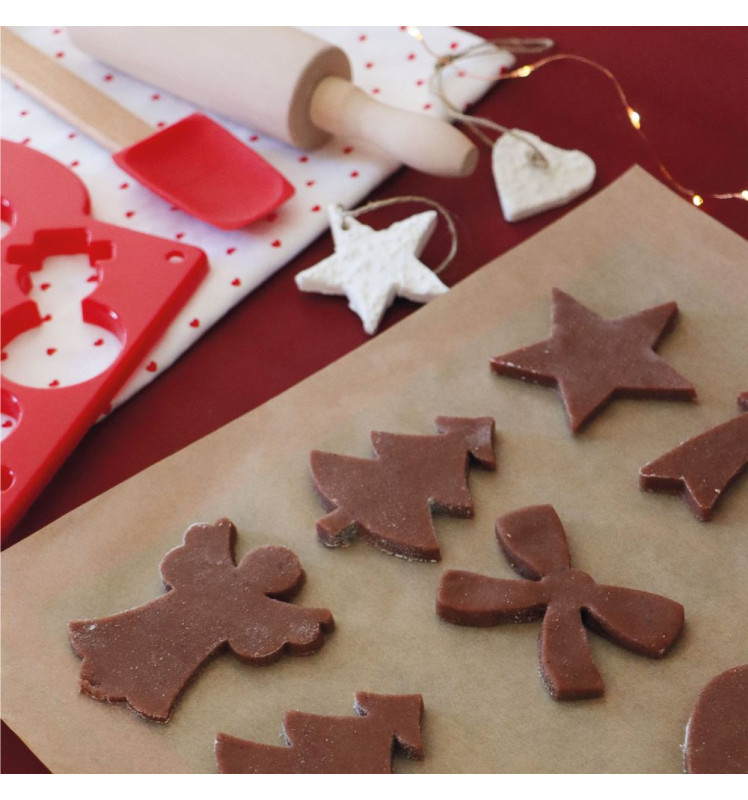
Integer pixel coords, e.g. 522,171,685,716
68,26,477,177
69,26,350,150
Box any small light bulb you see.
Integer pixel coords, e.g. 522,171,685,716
627,107,641,130
405,26,423,41
741,189,748,201
692,194,704,207
515,65,534,78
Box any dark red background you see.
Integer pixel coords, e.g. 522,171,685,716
3,26,746,772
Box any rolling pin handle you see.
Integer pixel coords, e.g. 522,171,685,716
310,76,478,178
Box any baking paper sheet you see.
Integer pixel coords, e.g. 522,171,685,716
2,167,746,773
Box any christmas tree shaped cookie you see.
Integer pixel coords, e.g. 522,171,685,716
437,505,684,700
69,519,334,722
311,416,496,561
490,289,696,432
639,397,748,520
216,692,424,773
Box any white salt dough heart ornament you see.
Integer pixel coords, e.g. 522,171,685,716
492,129,596,222
295,205,448,335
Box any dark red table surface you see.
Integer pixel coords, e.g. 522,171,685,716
2,26,746,773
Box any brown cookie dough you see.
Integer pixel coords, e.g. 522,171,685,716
437,505,684,700
639,413,748,520
311,416,496,561
69,519,334,722
684,665,748,773
216,692,424,773
490,289,696,432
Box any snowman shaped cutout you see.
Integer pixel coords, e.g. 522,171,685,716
1,250,123,397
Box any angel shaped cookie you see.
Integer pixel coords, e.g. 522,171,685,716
69,519,334,721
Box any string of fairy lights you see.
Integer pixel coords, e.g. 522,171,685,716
408,27,748,209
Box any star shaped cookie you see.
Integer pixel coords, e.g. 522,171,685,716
490,289,696,432
295,205,448,334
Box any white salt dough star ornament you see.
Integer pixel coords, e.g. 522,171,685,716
295,204,450,335
492,130,596,222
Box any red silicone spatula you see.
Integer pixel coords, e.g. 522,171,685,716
0,29,294,230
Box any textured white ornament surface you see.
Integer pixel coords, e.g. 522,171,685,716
295,205,447,334
492,129,596,222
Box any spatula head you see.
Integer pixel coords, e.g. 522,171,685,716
113,113,295,229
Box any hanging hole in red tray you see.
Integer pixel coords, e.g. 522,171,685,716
166,250,186,264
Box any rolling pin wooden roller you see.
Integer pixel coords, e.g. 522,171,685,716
67,26,478,178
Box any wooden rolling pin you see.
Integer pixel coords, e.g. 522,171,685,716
67,26,478,178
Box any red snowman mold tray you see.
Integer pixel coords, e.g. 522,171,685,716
1,140,208,536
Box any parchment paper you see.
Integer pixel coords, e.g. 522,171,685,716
3,167,747,773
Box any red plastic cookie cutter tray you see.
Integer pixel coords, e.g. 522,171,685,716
1,140,208,536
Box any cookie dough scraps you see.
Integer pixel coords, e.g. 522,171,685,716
69,519,334,721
